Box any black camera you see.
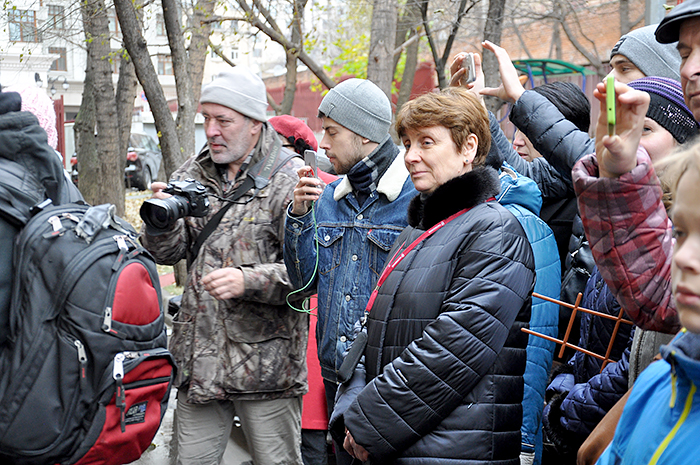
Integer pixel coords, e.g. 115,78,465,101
140,179,210,230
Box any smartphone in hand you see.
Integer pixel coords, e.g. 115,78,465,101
462,53,476,85
606,75,616,136
304,150,317,178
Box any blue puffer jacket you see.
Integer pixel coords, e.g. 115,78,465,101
497,164,560,464
543,267,634,457
596,330,700,465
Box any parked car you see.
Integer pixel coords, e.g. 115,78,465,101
125,133,162,190
70,133,162,191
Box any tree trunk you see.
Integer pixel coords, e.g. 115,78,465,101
396,31,420,113
113,0,183,177
163,0,196,163
82,0,123,214
367,0,398,97
620,0,631,36
482,0,507,113
280,0,308,114
188,0,216,106
395,0,422,112
116,56,138,186
74,65,98,203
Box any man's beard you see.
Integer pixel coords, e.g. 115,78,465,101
208,136,251,165
329,135,365,175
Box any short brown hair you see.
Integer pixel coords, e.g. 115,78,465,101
395,87,491,166
654,138,700,214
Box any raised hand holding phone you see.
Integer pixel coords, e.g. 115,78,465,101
593,78,650,178
461,53,476,86
291,152,322,216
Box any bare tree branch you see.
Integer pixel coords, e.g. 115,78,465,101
233,0,337,89
208,40,282,114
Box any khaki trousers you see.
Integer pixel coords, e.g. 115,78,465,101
176,388,303,465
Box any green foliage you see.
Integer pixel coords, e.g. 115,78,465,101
326,33,369,80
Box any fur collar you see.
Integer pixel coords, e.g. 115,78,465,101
333,147,410,202
407,166,501,229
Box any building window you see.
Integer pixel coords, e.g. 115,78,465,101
49,47,67,71
156,14,166,36
253,48,262,58
157,55,173,75
9,10,38,42
108,9,121,37
48,5,65,30
231,48,239,61
110,50,121,74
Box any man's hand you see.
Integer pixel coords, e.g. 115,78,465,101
480,40,526,103
149,182,172,199
291,167,323,216
593,80,649,178
344,429,369,462
202,267,245,300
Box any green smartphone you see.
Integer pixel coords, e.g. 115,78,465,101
606,75,616,136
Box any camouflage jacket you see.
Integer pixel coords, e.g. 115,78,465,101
141,124,308,404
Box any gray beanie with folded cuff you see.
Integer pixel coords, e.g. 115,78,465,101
610,24,681,81
200,67,269,122
318,78,392,143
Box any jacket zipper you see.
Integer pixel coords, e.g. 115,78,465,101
647,360,696,465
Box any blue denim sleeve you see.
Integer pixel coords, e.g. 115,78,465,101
283,202,319,291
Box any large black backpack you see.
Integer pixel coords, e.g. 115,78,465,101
0,96,175,464
0,203,175,465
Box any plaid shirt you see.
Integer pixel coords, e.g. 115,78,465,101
572,148,679,334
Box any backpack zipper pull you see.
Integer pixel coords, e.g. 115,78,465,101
113,353,126,433
102,307,113,334
43,215,66,238
112,236,129,271
74,339,88,390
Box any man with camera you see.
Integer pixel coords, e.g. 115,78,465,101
283,78,417,465
140,66,306,465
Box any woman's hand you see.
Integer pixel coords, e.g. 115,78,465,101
480,40,526,103
344,429,370,462
593,80,649,178
290,166,322,216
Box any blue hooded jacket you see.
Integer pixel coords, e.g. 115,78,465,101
497,164,561,463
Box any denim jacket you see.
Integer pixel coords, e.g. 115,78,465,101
284,143,416,383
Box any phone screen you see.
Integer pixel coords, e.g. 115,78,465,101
304,150,317,178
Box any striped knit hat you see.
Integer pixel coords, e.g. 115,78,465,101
628,77,699,144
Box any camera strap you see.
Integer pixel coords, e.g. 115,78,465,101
188,138,297,267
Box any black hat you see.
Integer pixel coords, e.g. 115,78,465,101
656,0,700,44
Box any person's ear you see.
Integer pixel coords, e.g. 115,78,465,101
251,120,263,135
463,133,478,165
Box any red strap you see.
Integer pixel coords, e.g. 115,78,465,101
365,197,495,312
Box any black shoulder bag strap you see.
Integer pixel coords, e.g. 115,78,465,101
187,138,297,267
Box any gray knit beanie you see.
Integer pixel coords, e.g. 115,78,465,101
318,78,392,143
200,67,268,122
610,24,681,81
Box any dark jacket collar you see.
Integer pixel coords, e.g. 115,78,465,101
408,166,501,229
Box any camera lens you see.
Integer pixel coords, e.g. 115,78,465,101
140,198,178,230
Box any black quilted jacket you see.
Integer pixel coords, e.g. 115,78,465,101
342,167,536,464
